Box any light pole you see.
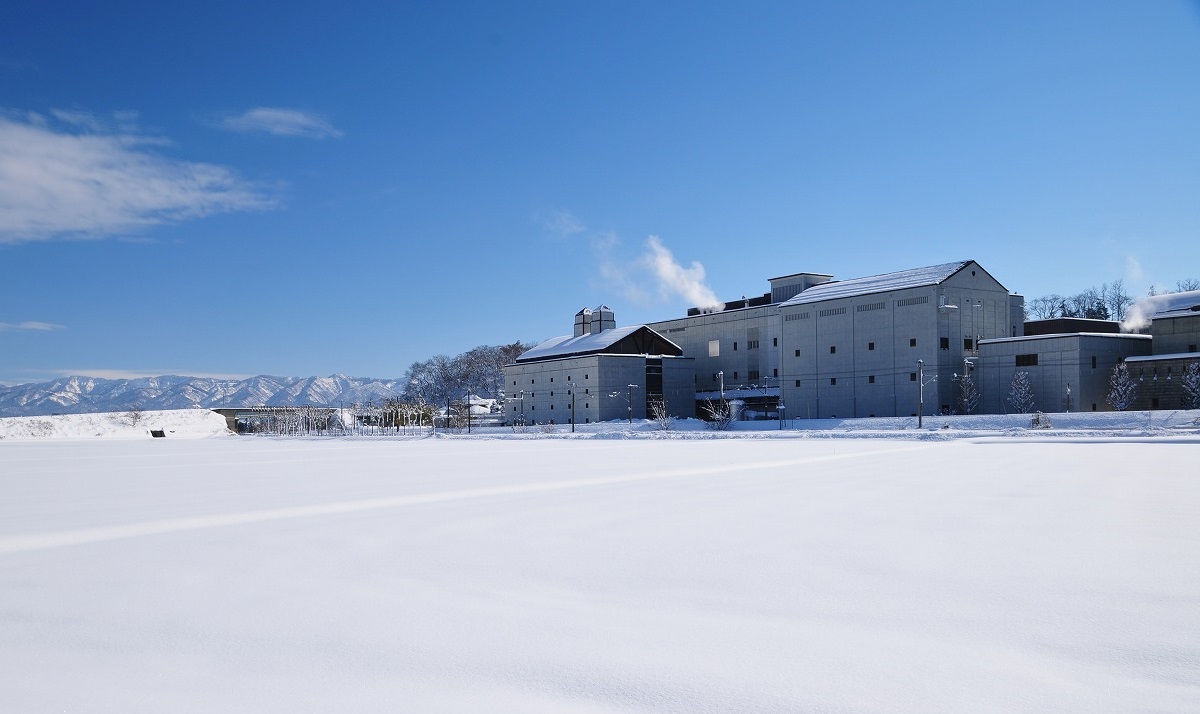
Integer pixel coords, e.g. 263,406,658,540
917,359,938,427
609,384,640,424
918,359,925,426
465,390,471,434
568,382,578,432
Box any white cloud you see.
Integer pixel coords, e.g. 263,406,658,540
0,321,64,331
0,111,275,244
537,209,586,239
1125,255,1145,282
641,236,722,310
218,107,343,139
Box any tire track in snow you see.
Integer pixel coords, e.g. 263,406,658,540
0,443,934,554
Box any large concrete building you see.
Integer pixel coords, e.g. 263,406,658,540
504,263,1198,424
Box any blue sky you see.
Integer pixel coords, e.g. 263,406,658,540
2,1,1199,385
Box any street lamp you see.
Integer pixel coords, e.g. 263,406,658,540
568,382,578,432
608,384,640,424
917,359,938,428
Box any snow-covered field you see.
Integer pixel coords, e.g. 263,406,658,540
1,413,1198,712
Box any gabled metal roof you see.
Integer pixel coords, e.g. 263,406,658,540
515,325,682,362
781,261,972,306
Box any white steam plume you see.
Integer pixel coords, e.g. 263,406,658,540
642,236,723,310
1121,290,1200,332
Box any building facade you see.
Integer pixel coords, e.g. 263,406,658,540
977,333,1153,414
503,306,695,425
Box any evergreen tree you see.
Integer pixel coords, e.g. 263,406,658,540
1008,371,1035,414
1106,362,1138,411
957,372,980,415
1181,362,1200,410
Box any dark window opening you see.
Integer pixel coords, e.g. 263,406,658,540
868,375,875,384
830,345,836,354
830,378,837,386
1091,356,1097,369
868,342,875,351
940,337,949,350
964,338,973,350
1016,354,1038,367
773,338,778,347
794,380,802,387
910,373,917,381
910,338,918,347
794,349,801,357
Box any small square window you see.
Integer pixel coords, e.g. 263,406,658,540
773,368,778,377
734,341,739,351
868,342,875,351
830,378,837,386
940,337,949,350
910,373,917,381
830,345,836,354
550,377,554,382
794,380,802,387
773,337,778,347
964,338,973,350
794,349,801,357
910,338,917,347
868,375,875,384
733,372,738,380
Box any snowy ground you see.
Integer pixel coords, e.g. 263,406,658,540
1,414,1198,712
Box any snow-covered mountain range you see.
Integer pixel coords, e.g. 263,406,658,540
0,375,409,417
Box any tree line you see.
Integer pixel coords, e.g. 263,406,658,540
1027,278,1199,321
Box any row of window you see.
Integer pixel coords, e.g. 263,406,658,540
790,338,921,359
788,372,922,389
512,374,589,386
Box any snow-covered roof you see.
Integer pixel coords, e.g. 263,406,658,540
516,326,681,362
1124,352,1200,363
781,261,972,306
980,333,1151,344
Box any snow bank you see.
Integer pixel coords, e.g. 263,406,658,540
0,408,231,440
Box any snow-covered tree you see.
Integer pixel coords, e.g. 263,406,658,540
957,372,980,415
702,399,734,430
1008,371,1035,414
1106,362,1138,411
1181,362,1200,410
649,399,675,430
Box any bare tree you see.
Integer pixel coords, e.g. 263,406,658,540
1027,295,1064,320
1102,280,1134,321
649,399,675,430
702,399,734,430
1177,278,1200,292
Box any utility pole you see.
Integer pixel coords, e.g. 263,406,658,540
918,359,925,428
627,383,638,424
466,391,471,433
569,383,577,432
